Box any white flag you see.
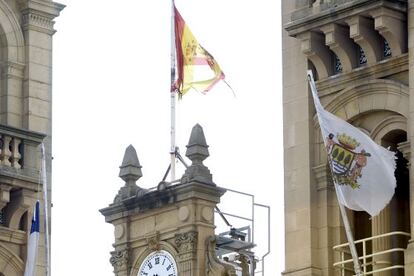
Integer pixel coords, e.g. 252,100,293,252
24,201,40,276
308,71,396,217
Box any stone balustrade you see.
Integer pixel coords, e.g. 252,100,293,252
0,124,45,178
0,134,22,169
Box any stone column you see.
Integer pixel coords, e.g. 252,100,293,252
0,62,25,128
282,2,321,275
313,164,336,275
175,231,198,276
20,1,64,133
20,5,64,262
372,207,391,276
398,141,411,164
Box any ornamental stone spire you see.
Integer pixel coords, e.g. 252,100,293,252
181,124,214,185
119,144,142,183
114,145,145,202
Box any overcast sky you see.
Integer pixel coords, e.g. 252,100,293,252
51,1,283,275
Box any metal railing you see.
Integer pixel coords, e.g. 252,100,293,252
215,188,271,276
333,231,410,276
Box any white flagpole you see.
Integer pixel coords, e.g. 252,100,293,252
170,0,177,181
337,198,363,276
307,72,363,276
40,144,50,276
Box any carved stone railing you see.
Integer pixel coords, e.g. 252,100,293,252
0,124,45,185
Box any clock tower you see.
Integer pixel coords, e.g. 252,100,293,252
100,124,239,276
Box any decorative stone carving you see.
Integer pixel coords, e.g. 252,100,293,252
346,15,382,65
114,145,147,203
297,31,333,79
20,3,65,35
237,254,250,276
371,7,407,56
181,124,214,185
201,206,213,222
175,231,198,253
22,12,54,32
146,232,160,251
205,235,237,276
321,23,358,72
110,249,128,272
178,206,190,222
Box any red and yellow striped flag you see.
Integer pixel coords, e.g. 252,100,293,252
173,5,225,97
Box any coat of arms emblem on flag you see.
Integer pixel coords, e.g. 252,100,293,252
327,133,371,189
307,70,396,217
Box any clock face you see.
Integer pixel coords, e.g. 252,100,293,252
138,250,178,276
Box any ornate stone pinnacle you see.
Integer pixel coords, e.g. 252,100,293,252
186,124,209,163
181,124,214,185
114,145,144,202
119,145,142,184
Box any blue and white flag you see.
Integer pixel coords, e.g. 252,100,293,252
308,71,396,217
24,201,40,276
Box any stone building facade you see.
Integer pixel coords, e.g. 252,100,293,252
282,0,414,275
0,0,63,275
101,125,255,276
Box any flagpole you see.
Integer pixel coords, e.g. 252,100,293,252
40,143,50,276
170,0,177,181
337,199,363,276
307,71,362,276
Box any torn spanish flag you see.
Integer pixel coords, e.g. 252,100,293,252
173,5,225,97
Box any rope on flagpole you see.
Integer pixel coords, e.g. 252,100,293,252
223,79,236,98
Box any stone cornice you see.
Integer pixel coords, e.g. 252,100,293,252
0,123,46,142
100,182,226,222
21,8,55,34
0,168,41,191
284,0,406,36
20,0,65,34
0,226,26,245
23,0,65,17
316,53,408,95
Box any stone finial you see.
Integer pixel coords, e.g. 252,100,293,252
181,124,214,185
114,145,144,202
186,124,209,162
119,145,142,183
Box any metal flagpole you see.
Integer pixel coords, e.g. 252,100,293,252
170,0,177,181
40,143,50,276
337,200,363,276
307,72,362,276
